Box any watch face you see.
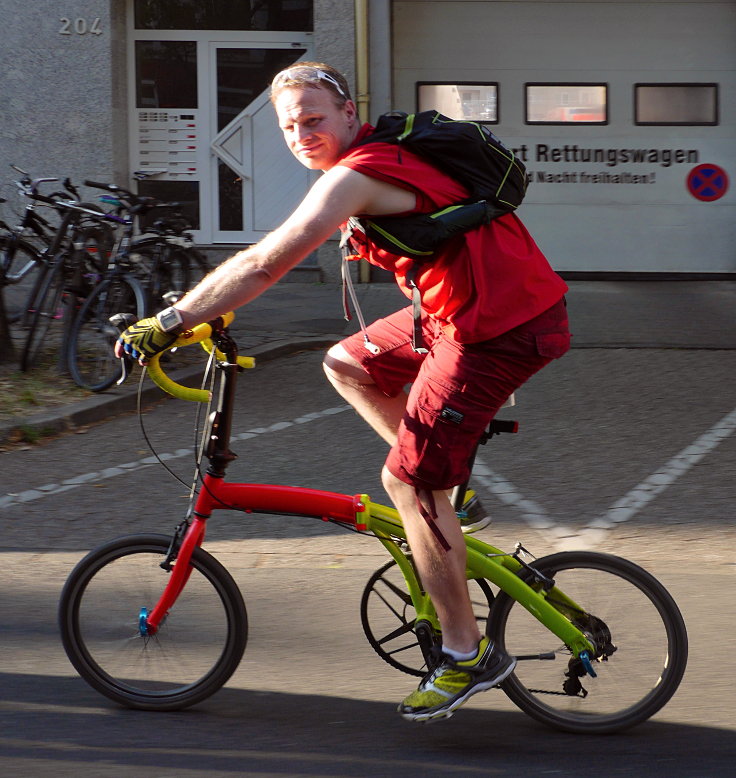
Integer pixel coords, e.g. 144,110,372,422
159,308,182,331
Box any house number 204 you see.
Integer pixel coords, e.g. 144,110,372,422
59,18,102,35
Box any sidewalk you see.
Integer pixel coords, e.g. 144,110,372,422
2,279,735,442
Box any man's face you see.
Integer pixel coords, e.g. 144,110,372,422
274,85,357,171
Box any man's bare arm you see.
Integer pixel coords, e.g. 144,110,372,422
172,165,415,330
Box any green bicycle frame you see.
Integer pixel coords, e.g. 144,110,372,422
362,497,595,659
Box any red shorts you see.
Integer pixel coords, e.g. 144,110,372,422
340,298,570,490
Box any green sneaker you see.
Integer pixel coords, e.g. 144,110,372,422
457,491,492,534
398,637,516,722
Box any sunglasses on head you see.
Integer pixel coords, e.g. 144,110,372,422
272,67,348,100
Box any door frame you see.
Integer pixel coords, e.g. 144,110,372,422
127,12,313,244
207,41,315,244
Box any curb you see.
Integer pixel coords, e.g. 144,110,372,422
0,336,339,444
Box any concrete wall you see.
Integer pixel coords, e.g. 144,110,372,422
0,1,124,199
0,0,358,282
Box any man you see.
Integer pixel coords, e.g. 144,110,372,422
117,62,570,722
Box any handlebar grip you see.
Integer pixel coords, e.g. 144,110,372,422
84,180,117,191
145,312,254,402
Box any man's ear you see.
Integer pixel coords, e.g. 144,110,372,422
344,99,358,125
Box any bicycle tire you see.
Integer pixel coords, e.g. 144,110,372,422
130,240,210,312
0,236,45,324
19,259,67,371
67,274,146,391
76,203,115,275
59,534,248,711
361,558,495,677
488,550,688,734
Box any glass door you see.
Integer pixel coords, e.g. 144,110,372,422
210,45,314,244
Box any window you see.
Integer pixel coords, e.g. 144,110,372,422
635,83,718,126
526,84,607,125
417,83,498,123
134,0,313,31
135,41,197,108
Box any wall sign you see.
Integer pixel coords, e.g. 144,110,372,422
686,164,729,202
59,18,102,36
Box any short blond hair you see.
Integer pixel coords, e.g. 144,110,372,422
270,62,352,106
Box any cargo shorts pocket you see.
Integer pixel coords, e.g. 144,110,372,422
407,387,491,491
535,330,571,360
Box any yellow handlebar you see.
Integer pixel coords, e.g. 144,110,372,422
145,312,255,402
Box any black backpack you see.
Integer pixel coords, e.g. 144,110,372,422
350,110,528,258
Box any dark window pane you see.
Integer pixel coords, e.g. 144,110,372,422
217,48,306,131
135,0,313,31
136,41,197,109
635,84,718,125
137,180,200,230
218,161,243,232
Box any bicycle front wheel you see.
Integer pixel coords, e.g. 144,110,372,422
67,275,145,391
59,534,248,711
488,551,688,734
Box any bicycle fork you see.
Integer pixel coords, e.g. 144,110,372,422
139,513,207,637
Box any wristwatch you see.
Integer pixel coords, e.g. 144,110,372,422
156,306,184,333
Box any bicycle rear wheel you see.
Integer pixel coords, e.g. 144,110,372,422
59,534,248,711
20,259,67,371
67,274,145,391
488,550,688,734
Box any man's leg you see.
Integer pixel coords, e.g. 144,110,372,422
381,467,481,653
323,342,406,446
324,342,481,646
324,332,517,721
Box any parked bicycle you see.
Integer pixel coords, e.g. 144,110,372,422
58,314,688,733
0,168,103,328
14,184,120,372
65,180,211,392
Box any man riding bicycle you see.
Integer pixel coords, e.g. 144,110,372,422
117,62,570,722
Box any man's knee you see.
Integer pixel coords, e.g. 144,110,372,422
382,464,412,501
323,343,374,389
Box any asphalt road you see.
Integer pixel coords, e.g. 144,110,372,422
1,346,735,776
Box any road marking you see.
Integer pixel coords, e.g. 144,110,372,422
474,406,736,550
0,405,351,510
5,404,735,546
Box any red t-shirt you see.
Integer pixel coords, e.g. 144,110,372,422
337,123,568,342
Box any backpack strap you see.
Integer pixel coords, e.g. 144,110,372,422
339,221,381,355
405,265,429,354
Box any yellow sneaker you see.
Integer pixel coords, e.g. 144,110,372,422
398,637,516,722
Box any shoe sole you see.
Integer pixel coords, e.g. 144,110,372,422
460,515,493,534
399,658,517,722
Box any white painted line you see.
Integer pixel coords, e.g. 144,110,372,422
597,406,736,528
473,406,736,550
0,404,351,510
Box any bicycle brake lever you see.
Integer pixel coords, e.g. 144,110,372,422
109,312,138,385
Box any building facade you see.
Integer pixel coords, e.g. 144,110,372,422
1,0,734,278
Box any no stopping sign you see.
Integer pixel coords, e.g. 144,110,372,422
686,164,729,202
